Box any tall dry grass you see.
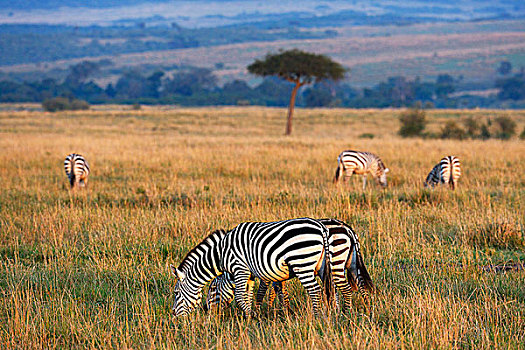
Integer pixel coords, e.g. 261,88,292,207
0,107,524,348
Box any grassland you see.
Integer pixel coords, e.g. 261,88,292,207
0,107,524,349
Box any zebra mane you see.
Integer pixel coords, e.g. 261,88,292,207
178,229,227,272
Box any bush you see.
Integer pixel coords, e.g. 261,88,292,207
42,97,90,112
132,103,142,110
69,99,90,111
398,107,426,137
423,101,435,109
520,127,525,140
236,99,250,106
480,122,491,140
42,97,70,112
440,120,466,140
358,133,375,139
494,115,516,140
463,117,480,138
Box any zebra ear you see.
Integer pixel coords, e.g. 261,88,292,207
384,168,389,173
170,265,186,280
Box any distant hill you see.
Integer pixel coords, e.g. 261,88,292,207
1,0,171,10
0,0,524,98
2,1,524,28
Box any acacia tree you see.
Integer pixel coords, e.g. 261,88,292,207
248,49,346,135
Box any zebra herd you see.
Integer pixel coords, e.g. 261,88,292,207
64,151,461,192
63,151,461,317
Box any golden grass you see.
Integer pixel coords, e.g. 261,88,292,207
0,107,524,348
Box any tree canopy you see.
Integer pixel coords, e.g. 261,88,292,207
247,49,346,86
247,49,346,134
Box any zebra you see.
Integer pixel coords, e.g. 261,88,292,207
424,156,461,190
64,153,90,189
334,150,389,190
205,218,375,313
171,218,334,317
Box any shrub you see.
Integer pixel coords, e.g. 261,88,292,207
132,103,142,110
480,122,491,140
423,101,434,109
42,97,90,112
463,117,480,138
236,99,250,106
520,126,525,140
69,99,90,110
494,115,516,140
42,97,70,112
398,107,426,137
440,120,466,140
358,133,375,139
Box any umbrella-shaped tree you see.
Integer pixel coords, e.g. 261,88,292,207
248,49,346,135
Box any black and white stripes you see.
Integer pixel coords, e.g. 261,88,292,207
64,153,90,189
171,218,333,317
424,156,461,190
334,150,389,189
205,218,374,313
171,229,227,317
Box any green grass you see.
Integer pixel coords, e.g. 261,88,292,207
0,107,524,348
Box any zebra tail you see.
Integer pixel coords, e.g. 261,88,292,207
69,159,76,188
322,230,335,306
333,164,341,184
356,252,375,293
449,159,455,190
322,255,334,306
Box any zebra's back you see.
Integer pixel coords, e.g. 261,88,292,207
425,156,460,189
221,218,328,282
338,151,380,174
64,153,90,188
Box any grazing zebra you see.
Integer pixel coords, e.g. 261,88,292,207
64,153,90,189
424,156,461,190
334,150,389,190
171,218,333,317
206,218,375,313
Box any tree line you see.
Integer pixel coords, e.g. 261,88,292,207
0,60,524,109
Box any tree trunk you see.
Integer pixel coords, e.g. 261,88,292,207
285,82,302,135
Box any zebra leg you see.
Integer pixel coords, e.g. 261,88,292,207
255,280,269,311
344,168,355,184
333,270,353,312
233,270,255,318
246,278,256,314
276,281,290,310
267,283,277,308
294,271,322,316
357,276,372,306
362,176,367,190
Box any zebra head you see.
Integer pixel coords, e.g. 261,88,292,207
378,167,389,188
169,229,227,317
170,265,202,317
